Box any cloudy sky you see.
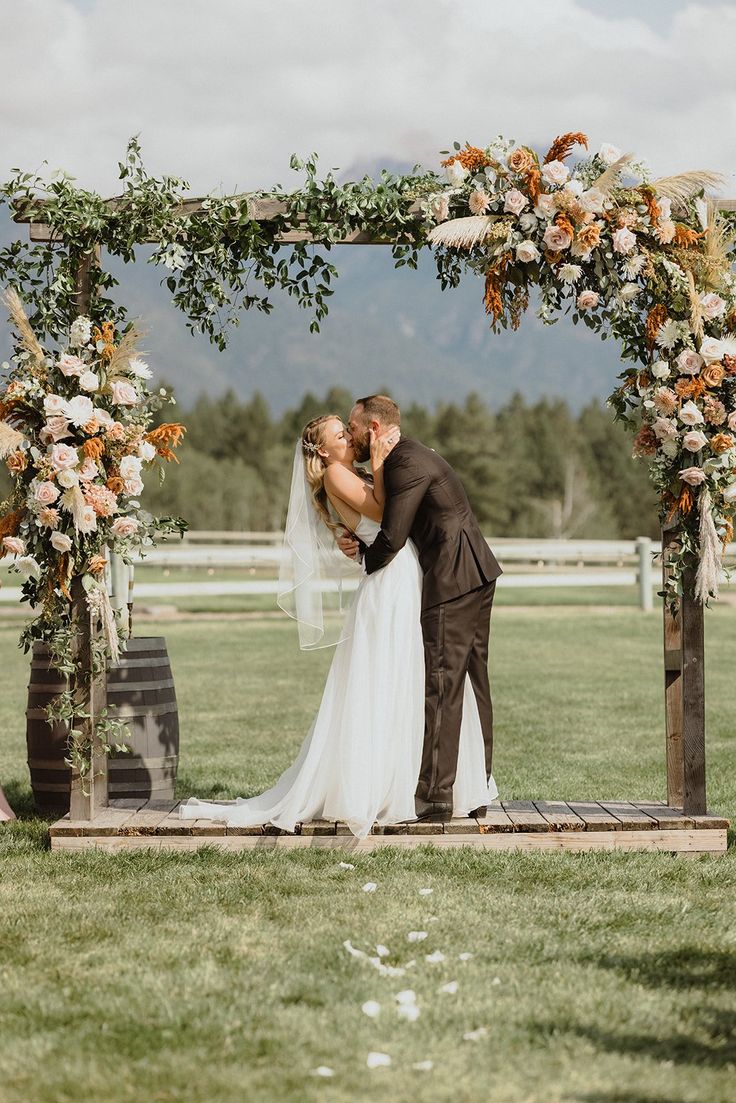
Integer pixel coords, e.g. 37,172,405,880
1,0,735,412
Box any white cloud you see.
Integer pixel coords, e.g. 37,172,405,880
1,0,734,195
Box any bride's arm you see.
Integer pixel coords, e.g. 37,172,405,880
324,465,383,523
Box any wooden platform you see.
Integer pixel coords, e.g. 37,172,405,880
48,799,730,854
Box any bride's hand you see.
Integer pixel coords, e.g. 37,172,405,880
369,424,400,469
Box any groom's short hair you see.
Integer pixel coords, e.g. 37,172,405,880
355,394,401,426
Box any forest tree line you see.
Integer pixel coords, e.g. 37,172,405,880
135,388,659,539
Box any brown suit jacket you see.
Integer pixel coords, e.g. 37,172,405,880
363,438,502,609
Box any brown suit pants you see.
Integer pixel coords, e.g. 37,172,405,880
415,581,496,804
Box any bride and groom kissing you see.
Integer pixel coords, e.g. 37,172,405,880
180,394,502,838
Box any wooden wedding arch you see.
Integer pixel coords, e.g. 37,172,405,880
13,191,733,854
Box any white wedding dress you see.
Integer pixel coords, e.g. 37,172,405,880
179,516,498,837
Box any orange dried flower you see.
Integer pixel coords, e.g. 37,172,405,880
0,508,25,540
632,425,658,457
638,186,661,226
440,145,491,173
88,554,107,576
544,249,563,266
57,553,71,600
576,222,601,251
145,423,186,449
673,223,704,248
724,311,736,335
83,437,105,461
675,376,707,400
91,321,116,363
525,166,542,205
543,132,588,164
106,475,125,494
711,432,734,454
667,485,695,522
645,304,668,349
722,518,734,550
723,354,736,375
554,212,576,240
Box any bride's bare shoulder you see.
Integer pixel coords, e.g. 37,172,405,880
323,465,368,492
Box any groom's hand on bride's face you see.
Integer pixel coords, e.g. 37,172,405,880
337,530,360,560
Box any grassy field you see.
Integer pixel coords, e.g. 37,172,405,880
0,605,734,1103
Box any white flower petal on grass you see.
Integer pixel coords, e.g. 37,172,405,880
375,944,390,958
343,939,368,961
311,1066,335,1077
397,1003,420,1022
418,887,433,896
463,1027,488,1042
458,952,473,961
412,1060,434,1072
491,976,501,986
361,1000,381,1019
366,1052,392,1069
407,931,428,943
362,882,378,893
428,916,439,923
439,981,458,995
395,989,417,1005
338,862,355,870
425,950,445,964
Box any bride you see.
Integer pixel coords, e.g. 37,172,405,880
179,413,498,838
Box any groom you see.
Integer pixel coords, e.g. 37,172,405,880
343,394,502,822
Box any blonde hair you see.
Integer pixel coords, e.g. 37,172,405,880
301,414,343,539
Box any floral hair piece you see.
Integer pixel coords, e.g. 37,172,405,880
302,440,319,456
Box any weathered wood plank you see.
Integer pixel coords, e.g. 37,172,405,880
445,817,480,834
533,800,585,831
119,806,174,835
48,827,728,855
598,801,658,830
635,802,696,830
299,820,337,835
567,802,623,831
476,806,515,833
501,800,549,831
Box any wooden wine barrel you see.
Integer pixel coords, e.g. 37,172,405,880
26,637,179,814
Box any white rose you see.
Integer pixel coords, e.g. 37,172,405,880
51,531,73,553
57,469,79,488
543,224,573,252
612,227,636,254
657,197,672,221
651,360,670,379
111,516,139,538
64,395,95,427
518,212,538,233
661,439,680,459
77,457,99,482
93,407,115,428
119,455,143,479
677,349,704,376
33,481,61,506
138,440,157,462
682,430,708,452
679,401,705,426
516,240,540,264
78,371,99,392
577,289,600,311
110,380,139,406
57,354,85,378
652,416,678,440
43,394,66,416
699,293,726,320
727,411,736,432
581,188,606,214
700,336,728,363
123,477,144,497
2,536,25,556
49,443,79,471
533,193,556,220
723,482,736,503
564,179,583,197
503,188,528,215
599,143,622,165
540,160,569,186
620,282,639,302
430,194,450,222
445,160,468,187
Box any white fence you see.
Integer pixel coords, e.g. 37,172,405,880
0,534,665,611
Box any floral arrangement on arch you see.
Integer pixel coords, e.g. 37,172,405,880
425,132,736,603
0,289,186,664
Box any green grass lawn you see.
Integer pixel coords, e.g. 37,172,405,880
0,607,734,1103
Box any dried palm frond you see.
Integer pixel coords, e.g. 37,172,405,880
695,486,722,602
1,287,45,369
698,200,736,290
0,421,23,458
107,324,146,379
650,170,725,211
590,153,634,194
543,132,588,164
427,216,495,250
686,269,705,342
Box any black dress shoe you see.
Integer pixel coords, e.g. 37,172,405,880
415,797,453,823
